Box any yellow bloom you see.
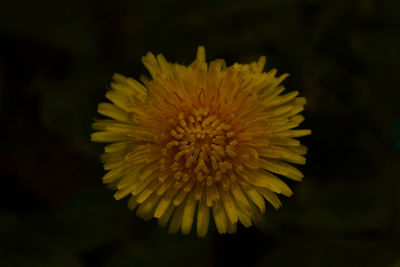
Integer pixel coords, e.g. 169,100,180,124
91,46,311,237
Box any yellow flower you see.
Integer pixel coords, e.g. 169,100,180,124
91,46,311,237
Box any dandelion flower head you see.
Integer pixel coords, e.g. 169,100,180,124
91,47,311,237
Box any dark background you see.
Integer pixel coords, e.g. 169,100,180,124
1,0,400,266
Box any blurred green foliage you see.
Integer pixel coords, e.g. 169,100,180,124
1,0,400,266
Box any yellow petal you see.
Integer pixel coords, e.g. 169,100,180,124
258,188,282,209
288,144,308,155
243,170,293,197
181,193,196,234
230,183,252,215
256,56,266,73
104,142,129,153
141,52,160,78
259,146,307,164
233,199,253,227
158,203,175,227
91,131,129,142
245,188,265,213
277,129,312,138
197,198,210,237
97,103,130,123
266,91,299,108
261,159,304,181
221,191,238,224
154,196,173,219
113,183,136,200
136,193,160,220
137,180,160,204
196,46,206,63
102,167,126,183
212,200,228,234
127,195,139,211
156,54,172,77
168,203,185,234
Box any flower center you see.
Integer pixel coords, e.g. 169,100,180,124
159,107,239,188
193,133,210,149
